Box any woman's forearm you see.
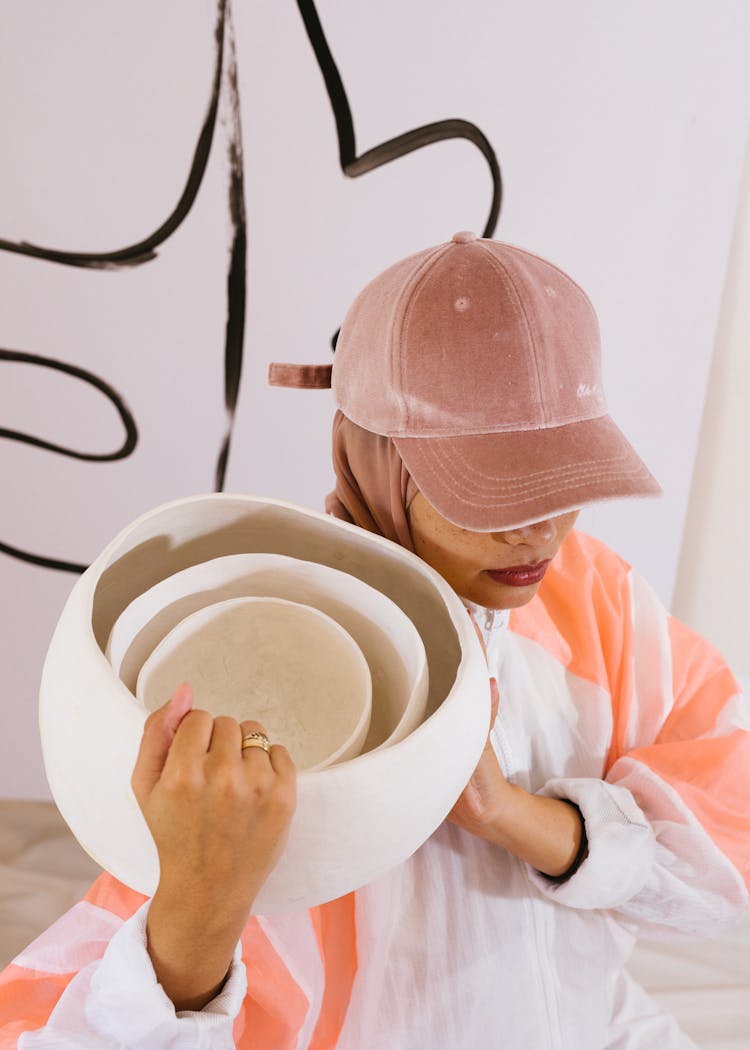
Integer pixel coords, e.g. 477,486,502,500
146,888,247,1012
487,784,586,878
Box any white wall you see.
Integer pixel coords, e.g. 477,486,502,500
1,0,748,798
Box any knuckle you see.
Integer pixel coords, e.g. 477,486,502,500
183,708,212,726
211,765,244,799
269,779,297,815
270,744,296,771
244,775,273,807
239,719,268,737
214,715,240,732
143,710,162,734
129,773,143,804
279,789,297,818
162,765,203,797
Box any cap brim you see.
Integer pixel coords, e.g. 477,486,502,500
394,415,661,531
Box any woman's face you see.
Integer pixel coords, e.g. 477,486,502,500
407,492,579,609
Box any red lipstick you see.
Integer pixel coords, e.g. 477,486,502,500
486,560,550,587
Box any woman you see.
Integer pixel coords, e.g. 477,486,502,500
1,234,748,1048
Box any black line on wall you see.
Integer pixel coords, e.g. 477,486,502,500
0,349,137,573
0,0,246,572
295,0,502,239
215,0,248,491
0,350,138,462
0,540,88,576
0,1,227,270
1,0,497,575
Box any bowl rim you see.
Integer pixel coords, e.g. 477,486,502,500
135,593,374,771
106,548,428,753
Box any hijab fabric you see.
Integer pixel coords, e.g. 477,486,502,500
325,411,418,552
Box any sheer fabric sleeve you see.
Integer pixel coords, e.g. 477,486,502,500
0,888,245,1048
527,568,750,937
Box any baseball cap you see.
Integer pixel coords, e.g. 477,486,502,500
327,231,661,530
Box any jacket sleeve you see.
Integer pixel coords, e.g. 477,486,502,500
0,894,246,1048
527,568,750,937
0,871,352,1049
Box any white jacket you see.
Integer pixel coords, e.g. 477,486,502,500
2,531,748,1049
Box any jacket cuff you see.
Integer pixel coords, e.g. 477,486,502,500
86,899,247,1046
526,778,655,909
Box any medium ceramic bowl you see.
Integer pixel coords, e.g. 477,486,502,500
105,552,428,754
39,494,489,913
136,596,372,772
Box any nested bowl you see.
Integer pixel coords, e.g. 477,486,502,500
39,494,489,913
105,551,428,754
136,596,373,772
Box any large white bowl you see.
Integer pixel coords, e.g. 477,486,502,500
39,494,490,913
106,552,428,754
136,596,372,772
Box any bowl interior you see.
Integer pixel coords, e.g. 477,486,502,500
107,553,428,752
92,499,460,721
136,596,373,772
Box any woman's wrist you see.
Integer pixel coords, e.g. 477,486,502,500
146,887,248,1012
486,783,586,878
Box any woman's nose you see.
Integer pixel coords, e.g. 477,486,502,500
499,518,557,547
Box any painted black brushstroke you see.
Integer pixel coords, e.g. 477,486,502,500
0,349,137,462
295,0,502,238
0,539,87,575
0,1,227,270
0,349,138,573
215,0,248,491
0,0,247,571
2,0,496,580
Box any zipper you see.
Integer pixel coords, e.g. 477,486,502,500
477,602,562,1047
490,715,515,782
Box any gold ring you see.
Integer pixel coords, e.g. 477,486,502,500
241,731,271,753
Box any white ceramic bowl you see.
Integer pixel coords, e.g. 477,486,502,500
106,552,428,753
136,596,372,772
39,494,490,913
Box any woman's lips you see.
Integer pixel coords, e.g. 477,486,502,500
485,560,550,587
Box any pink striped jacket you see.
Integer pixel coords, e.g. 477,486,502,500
1,531,748,1049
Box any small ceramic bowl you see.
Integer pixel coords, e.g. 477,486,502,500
136,596,373,772
106,552,428,753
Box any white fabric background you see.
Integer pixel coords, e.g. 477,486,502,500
0,0,749,798
673,147,750,678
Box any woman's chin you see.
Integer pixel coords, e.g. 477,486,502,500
463,575,543,610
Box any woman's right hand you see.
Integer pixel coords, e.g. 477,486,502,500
130,684,297,1011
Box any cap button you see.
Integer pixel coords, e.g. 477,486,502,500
452,231,478,244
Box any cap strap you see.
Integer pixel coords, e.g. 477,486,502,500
267,362,333,389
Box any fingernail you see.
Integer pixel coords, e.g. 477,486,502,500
169,683,193,720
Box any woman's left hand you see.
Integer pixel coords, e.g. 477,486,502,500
447,617,586,879
447,676,509,839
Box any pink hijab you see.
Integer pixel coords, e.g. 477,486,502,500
325,411,418,553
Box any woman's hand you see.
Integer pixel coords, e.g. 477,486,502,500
131,684,297,1011
447,675,506,837
447,618,585,879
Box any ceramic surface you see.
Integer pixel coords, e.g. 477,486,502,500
39,494,489,913
136,596,372,772
106,552,428,753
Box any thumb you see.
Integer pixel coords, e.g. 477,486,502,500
489,677,500,727
131,683,193,804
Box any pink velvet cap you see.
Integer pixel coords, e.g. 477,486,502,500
331,231,661,530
